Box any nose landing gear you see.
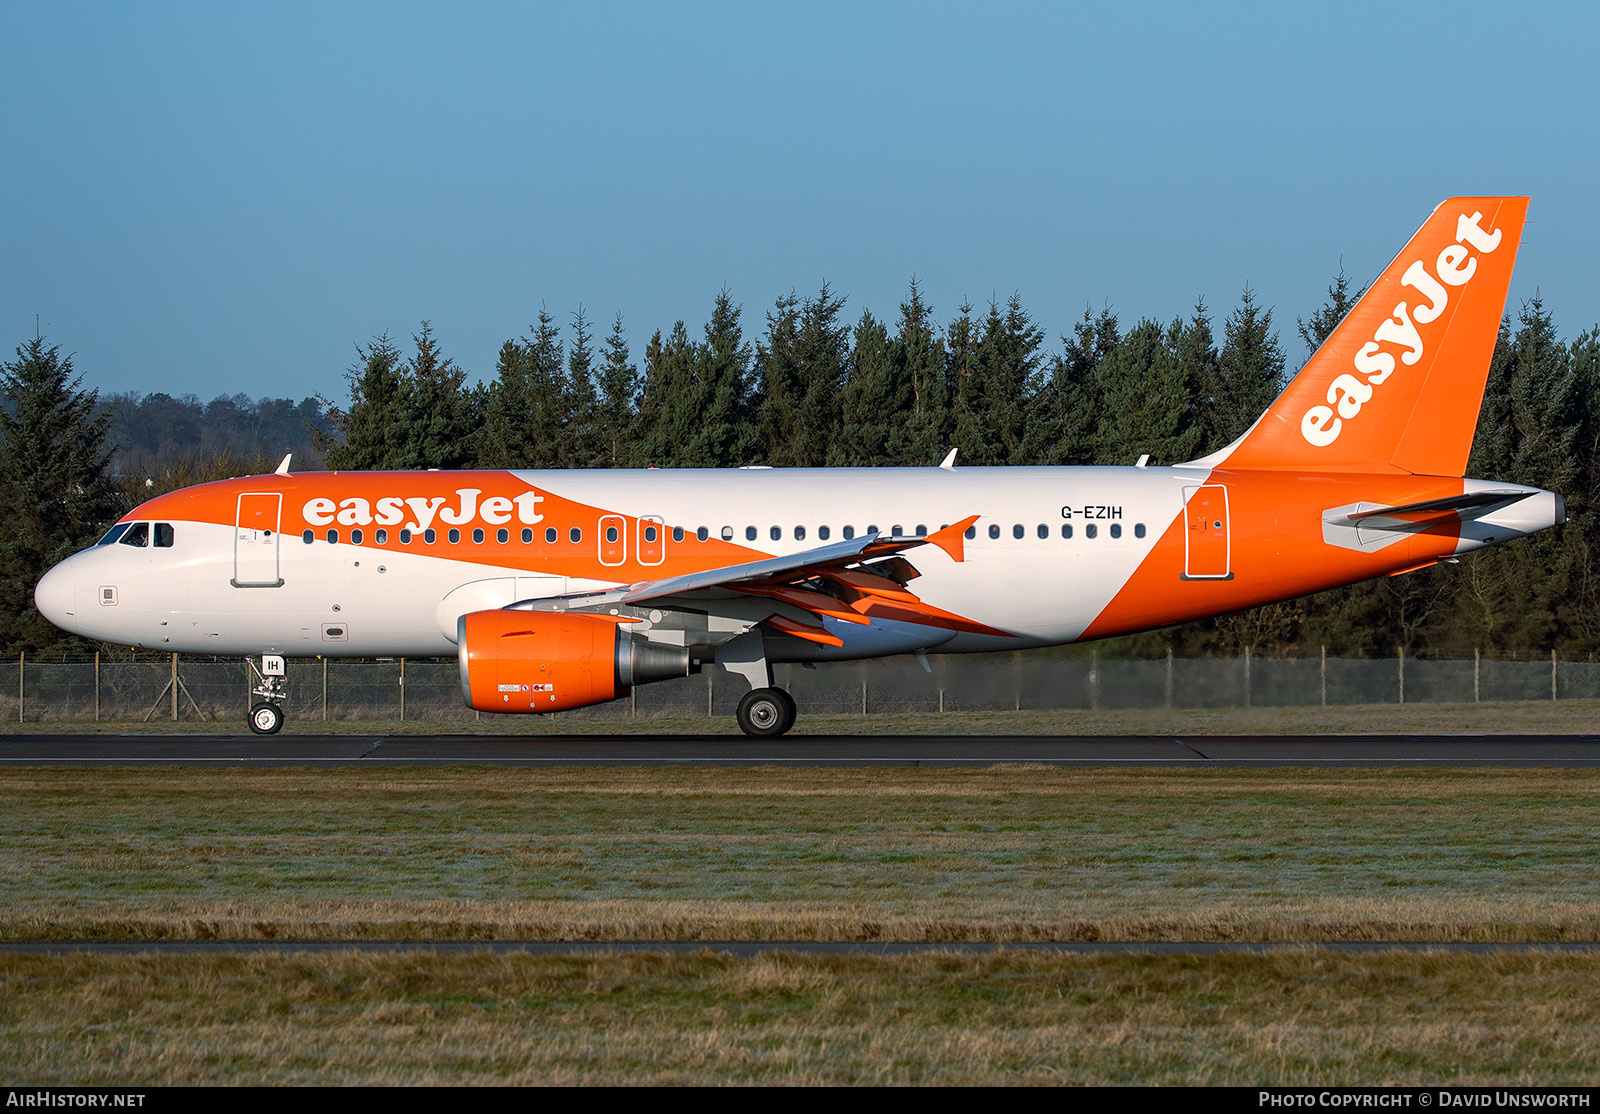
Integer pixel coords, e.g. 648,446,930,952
248,654,287,735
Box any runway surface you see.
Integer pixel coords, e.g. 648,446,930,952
3,732,1600,766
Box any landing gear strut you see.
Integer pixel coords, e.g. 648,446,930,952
248,654,287,735
737,687,796,738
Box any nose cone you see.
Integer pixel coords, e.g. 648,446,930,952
34,558,77,631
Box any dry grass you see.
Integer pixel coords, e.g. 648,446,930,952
4,766,1599,943
4,950,1600,1085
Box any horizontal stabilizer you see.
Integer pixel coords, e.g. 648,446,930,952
1335,490,1533,527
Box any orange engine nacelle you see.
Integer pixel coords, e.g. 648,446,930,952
457,609,695,714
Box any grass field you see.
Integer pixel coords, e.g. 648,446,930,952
4,759,1599,1084
5,950,1600,1085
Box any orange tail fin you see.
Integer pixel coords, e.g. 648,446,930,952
1203,197,1528,476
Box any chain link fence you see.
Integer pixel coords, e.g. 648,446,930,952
0,649,1596,724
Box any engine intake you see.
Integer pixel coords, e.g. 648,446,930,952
457,609,695,713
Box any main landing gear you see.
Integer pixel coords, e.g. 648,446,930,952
248,654,287,735
736,687,796,738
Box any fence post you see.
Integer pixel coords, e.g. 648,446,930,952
1552,649,1558,701
1089,650,1099,711
1243,645,1251,708
1398,646,1405,705
1474,647,1481,703
171,653,179,721
94,652,100,723
323,658,328,721
861,679,868,716
1320,645,1327,707
707,670,714,717
399,658,405,722
17,651,22,724
1165,648,1173,709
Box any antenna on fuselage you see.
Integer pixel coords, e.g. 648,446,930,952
275,454,292,476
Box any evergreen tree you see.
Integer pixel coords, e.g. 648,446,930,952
0,337,117,652
896,279,948,466
1091,318,1202,466
1296,267,1363,362
595,314,637,468
834,310,902,466
754,285,847,467
561,308,599,466
693,290,754,466
1027,305,1118,465
1170,300,1218,461
792,282,850,467
480,309,566,469
401,322,474,470
951,294,1043,465
321,335,409,470
1206,286,1286,453
635,322,699,466
753,292,802,465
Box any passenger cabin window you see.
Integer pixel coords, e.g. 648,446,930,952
569,527,582,543
988,525,1000,540
497,528,509,543
1012,524,1024,539
843,526,855,540
545,527,556,543
522,528,533,543
326,529,339,544
118,523,150,547
375,529,388,544
351,529,363,545
1086,524,1098,539
670,526,682,543
1134,523,1146,538
720,526,733,541
1036,524,1048,539
423,529,436,544
448,528,460,544
1110,523,1122,539
964,526,976,540
1061,524,1073,539
697,527,709,542
769,526,781,541
399,529,412,544
302,530,314,544
472,528,484,543
794,526,806,541
915,525,927,537
745,526,757,541
818,525,830,541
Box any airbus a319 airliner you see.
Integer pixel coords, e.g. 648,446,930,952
34,197,1563,736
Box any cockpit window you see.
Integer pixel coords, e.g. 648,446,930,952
97,523,132,546
153,523,174,548
118,522,150,548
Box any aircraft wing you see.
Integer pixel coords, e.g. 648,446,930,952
513,514,1008,643
621,516,977,606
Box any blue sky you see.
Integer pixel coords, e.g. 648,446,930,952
3,1,1598,404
